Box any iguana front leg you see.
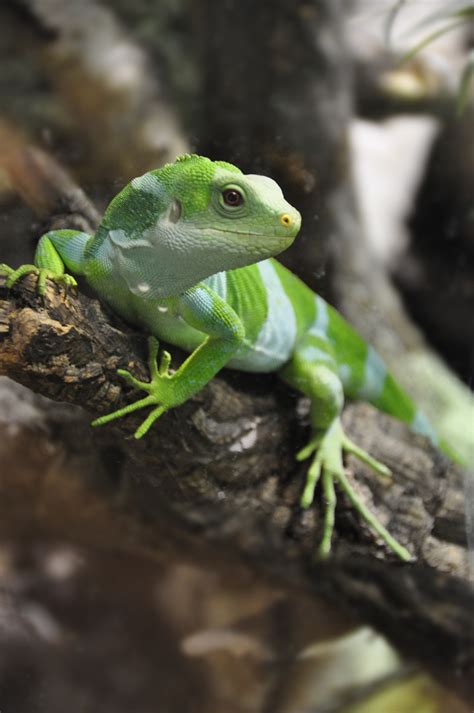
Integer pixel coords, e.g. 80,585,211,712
1,230,90,294
92,283,246,438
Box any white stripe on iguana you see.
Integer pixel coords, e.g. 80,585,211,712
191,286,215,312
230,260,297,371
205,270,228,301
308,296,329,337
298,344,334,364
411,410,438,444
248,260,297,369
131,172,164,197
357,346,386,401
338,363,353,385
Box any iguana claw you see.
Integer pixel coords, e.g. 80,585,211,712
0,263,77,295
92,337,172,439
298,418,412,561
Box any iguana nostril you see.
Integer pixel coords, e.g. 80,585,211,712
280,213,292,227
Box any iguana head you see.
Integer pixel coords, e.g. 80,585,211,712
171,153,298,231
121,155,301,294
160,154,299,258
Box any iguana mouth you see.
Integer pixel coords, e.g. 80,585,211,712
206,227,293,240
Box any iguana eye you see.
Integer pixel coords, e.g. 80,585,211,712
222,188,243,207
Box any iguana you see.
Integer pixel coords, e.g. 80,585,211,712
1,154,447,560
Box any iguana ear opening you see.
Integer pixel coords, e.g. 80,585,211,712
168,199,182,223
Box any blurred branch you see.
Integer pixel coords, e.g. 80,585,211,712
354,1,474,119
0,120,101,226
353,54,459,119
3,0,189,180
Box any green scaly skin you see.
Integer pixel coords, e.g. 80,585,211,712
3,154,458,561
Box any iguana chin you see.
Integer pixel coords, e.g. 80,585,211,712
1,154,452,560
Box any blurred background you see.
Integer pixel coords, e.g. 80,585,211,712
0,1,472,711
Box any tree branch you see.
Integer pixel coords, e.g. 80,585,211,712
1,269,473,701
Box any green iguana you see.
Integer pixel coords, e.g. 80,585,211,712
2,154,459,560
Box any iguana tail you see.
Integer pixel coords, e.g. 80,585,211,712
368,369,463,464
325,303,455,457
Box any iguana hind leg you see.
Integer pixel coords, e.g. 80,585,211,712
281,347,412,561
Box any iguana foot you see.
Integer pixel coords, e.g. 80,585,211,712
297,418,412,561
1,263,77,295
92,337,174,439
